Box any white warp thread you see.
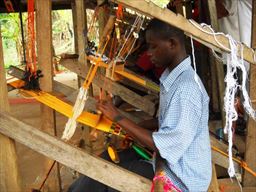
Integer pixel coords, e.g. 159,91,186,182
223,37,238,177
62,87,88,140
190,35,202,91
189,19,256,178
224,35,256,177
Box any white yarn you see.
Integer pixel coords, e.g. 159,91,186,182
116,16,140,60
211,49,226,63
124,17,145,61
189,20,256,177
224,35,256,177
62,87,88,140
190,35,202,91
239,45,256,120
223,48,237,177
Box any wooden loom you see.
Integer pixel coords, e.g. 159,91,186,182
8,80,127,138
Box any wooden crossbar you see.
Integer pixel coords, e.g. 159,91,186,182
112,0,256,65
0,112,151,192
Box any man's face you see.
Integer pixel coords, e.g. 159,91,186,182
146,30,173,68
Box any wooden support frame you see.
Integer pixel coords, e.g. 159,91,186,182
207,0,226,125
0,113,152,192
0,26,21,192
35,0,60,190
243,0,256,187
59,58,156,116
208,164,220,192
112,0,256,64
7,66,144,124
8,65,239,170
0,112,240,191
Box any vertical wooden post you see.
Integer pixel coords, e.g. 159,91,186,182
71,1,79,54
72,0,88,87
208,0,225,125
243,0,256,187
208,164,220,192
74,0,87,65
97,0,109,39
35,0,59,191
0,28,21,192
72,0,93,151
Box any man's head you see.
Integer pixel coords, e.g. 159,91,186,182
145,18,185,69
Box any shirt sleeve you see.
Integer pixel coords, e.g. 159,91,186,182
152,94,202,166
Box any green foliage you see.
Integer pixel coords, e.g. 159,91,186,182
0,13,21,68
151,0,170,8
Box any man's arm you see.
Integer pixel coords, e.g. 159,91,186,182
97,100,158,152
138,119,158,131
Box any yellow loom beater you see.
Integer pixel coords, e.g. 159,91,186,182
9,80,127,138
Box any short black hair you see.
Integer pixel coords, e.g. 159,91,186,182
146,18,184,43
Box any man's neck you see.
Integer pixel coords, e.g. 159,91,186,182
168,51,187,72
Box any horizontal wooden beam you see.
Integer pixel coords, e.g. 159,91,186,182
59,58,156,116
0,112,151,192
112,0,256,65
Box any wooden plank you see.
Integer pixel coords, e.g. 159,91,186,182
0,113,151,192
211,149,239,172
74,0,92,151
0,28,21,192
243,0,256,187
219,179,256,192
71,1,78,54
207,0,220,113
112,0,256,64
35,1,60,190
97,0,110,40
208,164,219,192
74,0,87,65
208,0,225,125
59,58,156,116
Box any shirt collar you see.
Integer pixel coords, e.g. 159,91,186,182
160,56,191,93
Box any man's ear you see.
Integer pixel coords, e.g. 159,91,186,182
167,38,178,49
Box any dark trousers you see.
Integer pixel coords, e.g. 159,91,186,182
68,148,154,192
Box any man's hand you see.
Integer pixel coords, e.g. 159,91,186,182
96,100,120,121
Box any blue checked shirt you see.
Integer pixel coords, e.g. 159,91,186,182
152,56,212,191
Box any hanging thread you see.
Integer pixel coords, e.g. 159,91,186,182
190,35,202,91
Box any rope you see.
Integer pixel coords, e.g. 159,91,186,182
189,19,256,178
190,35,202,91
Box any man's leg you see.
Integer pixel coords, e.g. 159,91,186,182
68,148,154,192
